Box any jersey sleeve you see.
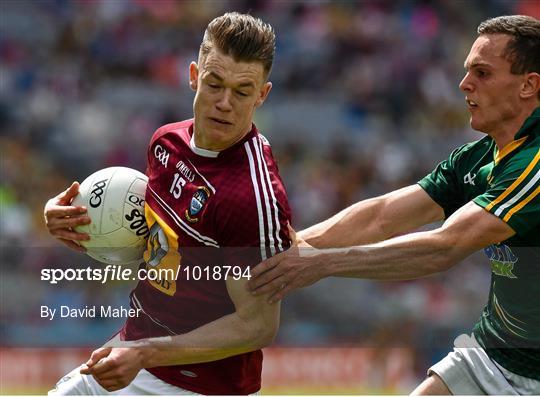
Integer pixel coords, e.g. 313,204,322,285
473,145,540,234
418,145,469,218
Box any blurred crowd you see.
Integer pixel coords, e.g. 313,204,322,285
2,0,539,379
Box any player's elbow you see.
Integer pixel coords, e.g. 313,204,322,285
254,321,279,349
245,317,279,350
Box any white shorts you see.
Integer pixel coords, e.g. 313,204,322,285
428,334,540,395
48,366,199,395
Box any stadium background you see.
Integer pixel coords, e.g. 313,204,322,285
1,0,539,394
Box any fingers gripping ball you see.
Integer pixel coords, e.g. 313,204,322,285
72,167,149,265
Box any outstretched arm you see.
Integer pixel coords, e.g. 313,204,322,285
300,185,444,248
249,201,515,302
324,201,514,279
81,276,279,391
246,184,444,296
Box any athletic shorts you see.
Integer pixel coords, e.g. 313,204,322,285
48,366,199,395
428,334,540,395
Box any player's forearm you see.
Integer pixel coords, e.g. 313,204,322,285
139,308,279,367
322,229,468,280
300,196,389,248
300,185,442,249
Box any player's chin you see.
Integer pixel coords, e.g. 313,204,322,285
469,115,484,132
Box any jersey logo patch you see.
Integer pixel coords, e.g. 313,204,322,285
484,244,518,278
185,186,211,223
463,172,476,186
154,144,170,168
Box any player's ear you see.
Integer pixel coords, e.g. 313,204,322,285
520,72,540,99
255,82,272,108
189,62,199,92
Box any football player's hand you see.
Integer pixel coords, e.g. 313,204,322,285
80,346,144,392
247,225,327,303
44,181,90,252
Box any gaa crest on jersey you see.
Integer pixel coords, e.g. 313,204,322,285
484,243,518,278
185,186,211,223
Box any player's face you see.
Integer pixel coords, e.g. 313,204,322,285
459,34,528,136
189,48,272,151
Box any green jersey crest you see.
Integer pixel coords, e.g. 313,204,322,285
485,244,518,278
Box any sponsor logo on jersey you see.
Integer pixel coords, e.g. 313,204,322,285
175,160,195,182
463,171,477,186
185,186,211,223
154,144,170,168
484,243,518,278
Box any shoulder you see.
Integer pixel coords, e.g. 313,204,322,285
222,137,286,207
149,119,193,147
243,133,286,195
242,132,281,172
422,137,493,182
216,132,290,222
448,136,494,164
222,131,282,184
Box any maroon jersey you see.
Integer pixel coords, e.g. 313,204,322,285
121,119,291,394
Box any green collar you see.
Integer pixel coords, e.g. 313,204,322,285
515,106,540,139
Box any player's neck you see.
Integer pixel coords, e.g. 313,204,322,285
193,126,252,152
489,104,537,149
490,126,522,149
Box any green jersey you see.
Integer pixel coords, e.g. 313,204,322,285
418,107,540,380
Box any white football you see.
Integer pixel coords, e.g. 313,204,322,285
72,167,149,265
